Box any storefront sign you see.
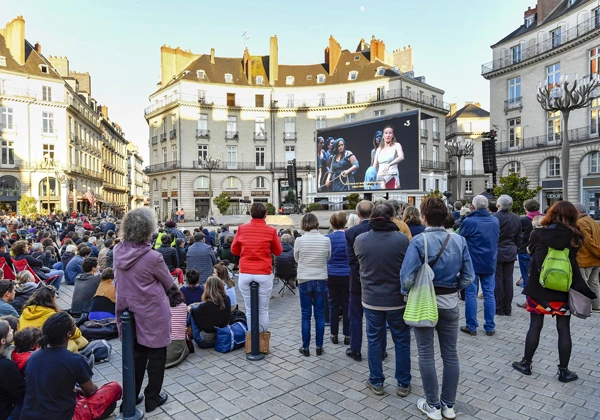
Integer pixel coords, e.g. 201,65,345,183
583,178,600,187
228,191,242,197
546,192,562,199
251,191,270,197
194,191,210,197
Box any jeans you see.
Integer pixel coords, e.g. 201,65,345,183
134,342,166,407
328,276,350,337
53,262,63,271
413,306,460,407
495,261,515,315
298,280,327,348
517,253,531,288
47,269,64,293
580,266,600,310
349,292,363,352
238,273,274,331
465,272,496,332
363,307,411,388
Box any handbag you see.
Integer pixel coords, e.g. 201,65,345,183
403,233,449,328
568,288,592,319
80,318,118,341
185,326,195,353
244,326,271,354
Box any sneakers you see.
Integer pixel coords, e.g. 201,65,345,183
346,348,362,362
417,399,442,420
512,358,532,375
441,402,456,419
396,384,411,397
366,380,384,396
557,366,578,383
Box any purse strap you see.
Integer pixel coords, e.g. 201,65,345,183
430,234,451,268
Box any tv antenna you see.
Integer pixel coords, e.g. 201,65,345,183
242,31,250,47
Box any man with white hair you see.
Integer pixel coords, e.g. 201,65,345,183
459,195,500,336
574,203,600,312
492,195,521,316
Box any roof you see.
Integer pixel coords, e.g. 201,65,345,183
492,0,590,47
0,35,62,80
446,103,489,124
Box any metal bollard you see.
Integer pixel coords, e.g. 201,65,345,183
116,310,144,420
246,281,265,361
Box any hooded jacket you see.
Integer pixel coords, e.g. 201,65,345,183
459,209,500,274
10,282,37,314
19,306,87,352
114,241,173,349
71,272,101,316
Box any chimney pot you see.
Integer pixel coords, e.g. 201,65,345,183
34,42,42,53
210,48,215,64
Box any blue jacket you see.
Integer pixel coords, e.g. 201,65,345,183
186,241,217,284
326,230,350,277
345,220,371,294
400,228,474,295
65,255,84,284
459,209,500,275
103,222,116,234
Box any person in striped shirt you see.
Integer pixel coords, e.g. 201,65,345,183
165,286,189,368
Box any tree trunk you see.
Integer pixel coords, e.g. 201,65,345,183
561,111,570,202
456,156,462,200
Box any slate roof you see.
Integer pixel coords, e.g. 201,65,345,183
0,34,62,80
446,103,490,124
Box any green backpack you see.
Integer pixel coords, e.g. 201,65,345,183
539,247,572,292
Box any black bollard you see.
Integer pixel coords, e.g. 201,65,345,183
116,310,143,420
246,281,265,361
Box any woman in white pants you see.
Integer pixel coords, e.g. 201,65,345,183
231,203,283,331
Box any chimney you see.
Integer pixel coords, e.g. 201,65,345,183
71,71,92,94
34,42,41,53
524,5,537,19
392,45,414,73
369,36,386,63
449,103,457,116
210,48,215,64
326,35,342,76
0,16,26,66
537,0,562,25
159,45,200,87
98,105,108,119
47,56,70,77
474,102,481,108
242,47,252,84
269,35,278,86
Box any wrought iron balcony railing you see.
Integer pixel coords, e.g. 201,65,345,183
496,125,598,154
196,129,210,139
421,160,450,171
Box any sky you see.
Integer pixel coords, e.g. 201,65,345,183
2,0,530,162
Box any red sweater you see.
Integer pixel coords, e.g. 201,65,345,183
231,219,282,275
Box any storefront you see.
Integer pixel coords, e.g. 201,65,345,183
251,191,270,205
194,191,210,221
278,179,303,206
582,177,600,219
541,180,563,212
0,175,20,214
38,178,61,213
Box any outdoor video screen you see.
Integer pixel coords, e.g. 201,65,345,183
316,109,421,193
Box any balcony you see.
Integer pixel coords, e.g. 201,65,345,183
170,129,177,139
144,160,181,174
225,131,239,140
190,160,316,171
254,131,267,140
70,133,78,143
432,131,440,141
160,133,167,142
283,132,297,140
421,129,428,138
496,125,598,154
449,169,488,176
0,86,66,103
504,97,522,114
421,160,450,171
196,129,210,139
151,136,158,145
482,14,600,76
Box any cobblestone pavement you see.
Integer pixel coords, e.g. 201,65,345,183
56,267,600,420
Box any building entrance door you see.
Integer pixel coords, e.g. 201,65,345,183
195,199,209,221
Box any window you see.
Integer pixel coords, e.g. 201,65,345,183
0,56,5,67
197,144,208,162
284,118,296,139
162,147,167,163
256,176,265,189
226,146,237,169
316,115,326,129
376,67,385,76
287,94,294,107
547,63,560,89
421,143,427,160
42,86,51,101
197,114,208,134
508,77,521,105
226,116,237,138
435,179,440,191
153,149,158,161
347,91,355,104
318,93,326,106
286,76,295,85
377,86,385,100
547,111,561,143
306,75,312,80
433,145,439,162
194,176,209,189
1,141,14,165
197,89,206,103
227,93,236,107
152,179,158,191
590,46,600,78
525,16,535,27
508,117,521,148
255,118,266,139
552,27,562,48
161,178,167,190
590,152,600,173
344,113,356,123
567,0,576,7
162,117,167,134
317,74,326,83
43,144,55,159
0,107,13,130
511,44,521,64
255,147,265,169
172,144,177,161
40,65,49,74
349,71,358,81
547,157,560,176
422,178,427,191
285,146,295,161
464,158,473,176
42,112,54,134
197,70,205,79
170,177,177,190
374,110,385,117
226,176,237,188
465,180,473,193
171,114,177,131
255,94,264,107
354,55,360,61
255,76,264,85
224,73,233,83
508,161,521,174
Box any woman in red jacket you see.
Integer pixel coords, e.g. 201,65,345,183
231,203,282,331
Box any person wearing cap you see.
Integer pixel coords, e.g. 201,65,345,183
186,232,217,285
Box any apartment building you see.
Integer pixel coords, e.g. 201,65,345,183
99,106,129,213
145,35,450,220
127,143,147,209
483,0,600,212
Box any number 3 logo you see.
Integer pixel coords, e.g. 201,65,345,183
404,120,410,126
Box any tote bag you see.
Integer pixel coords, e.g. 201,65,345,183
403,234,439,328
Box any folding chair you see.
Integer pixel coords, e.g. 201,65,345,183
276,275,296,297
12,258,60,285
0,256,16,281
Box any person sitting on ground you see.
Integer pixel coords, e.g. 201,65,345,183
10,271,38,315
12,240,64,291
20,312,122,420
19,285,88,353
105,238,119,269
214,262,237,311
83,236,99,258
189,276,231,349
71,257,102,318
180,269,204,306
11,327,42,372
42,246,58,269
165,285,190,368
0,315,18,359
156,234,184,285
219,235,238,270
186,232,217,285
175,238,187,272
0,279,18,317
0,319,25,420
56,243,76,271
97,238,112,270
89,268,116,321
65,245,92,285
274,234,298,289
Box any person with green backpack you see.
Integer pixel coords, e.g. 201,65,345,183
513,201,596,383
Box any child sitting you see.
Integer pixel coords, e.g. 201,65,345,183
0,319,25,420
89,268,116,321
12,327,42,372
180,269,204,305
0,315,19,359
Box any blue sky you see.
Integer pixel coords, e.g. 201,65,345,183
3,0,530,161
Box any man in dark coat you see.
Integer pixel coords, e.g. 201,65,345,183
274,234,297,287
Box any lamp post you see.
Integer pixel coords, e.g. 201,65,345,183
537,73,600,201
35,154,60,214
445,136,474,200
201,156,221,217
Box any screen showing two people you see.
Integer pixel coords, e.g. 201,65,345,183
316,109,421,193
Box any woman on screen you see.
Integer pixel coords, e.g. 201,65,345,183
370,131,383,166
324,138,359,192
373,125,404,189
317,137,328,192
365,131,383,190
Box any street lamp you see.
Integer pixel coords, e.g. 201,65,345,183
35,154,60,214
445,136,474,200
537,73,600,201
200,156,221,217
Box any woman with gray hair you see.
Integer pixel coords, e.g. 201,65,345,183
114,207,173,412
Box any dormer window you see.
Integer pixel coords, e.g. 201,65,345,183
306,75,312,80
224,73,233,83
40,64,49,74
286,76,295,85
567,0,576,6
376,67,386,76
317,74,326,83
525,16,535,27
256,76,264,85
197,70,205,79
0,56,5,67
349,71,358,81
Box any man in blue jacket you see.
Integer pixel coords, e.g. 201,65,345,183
459,195,499,336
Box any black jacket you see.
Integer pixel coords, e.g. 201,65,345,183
156,244,178,271
274,243,297,280
492,210,522,262
523,225,596,303
519,215,534,254
345,219,371,294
